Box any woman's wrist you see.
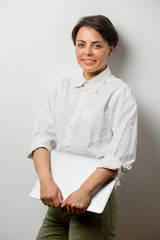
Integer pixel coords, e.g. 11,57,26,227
79,182,93,194
33,147,53,183
39,174,53,182
79,168,117,195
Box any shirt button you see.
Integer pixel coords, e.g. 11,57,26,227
65,145,69,149
83,88,89,92
69,126,72,129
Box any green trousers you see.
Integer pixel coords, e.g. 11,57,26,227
36,191,117,240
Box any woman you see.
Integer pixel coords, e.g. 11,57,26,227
28,15,138,240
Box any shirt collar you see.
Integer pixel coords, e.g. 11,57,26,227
73,66,112,93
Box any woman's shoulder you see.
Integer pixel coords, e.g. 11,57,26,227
49,76,73,90
108,74,137,105
48,75,80,98
106,73,137,102
109,74,130,90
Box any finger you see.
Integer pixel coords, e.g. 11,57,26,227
72,206,84,215
41,197,48,205
41,197,54,208
54,199,60,207
80,208,86,214
45,199,56,208
67,205,72,213
58,190,63,204
79,205,86,214
72,207,79,215
75,208,82,215
49,200,55,208
61,198,68,208
69,205,75,214
43,199,53,207
61,202,66,208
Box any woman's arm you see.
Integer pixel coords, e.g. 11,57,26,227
33,147,63,208
81,167,117,193
61,167,117,214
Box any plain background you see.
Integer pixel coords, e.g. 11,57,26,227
0,0,160,239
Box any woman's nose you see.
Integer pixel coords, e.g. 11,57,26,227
84,46,93,56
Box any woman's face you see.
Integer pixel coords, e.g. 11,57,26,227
75,26,114,80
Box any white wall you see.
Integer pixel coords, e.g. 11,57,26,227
0,0,160,239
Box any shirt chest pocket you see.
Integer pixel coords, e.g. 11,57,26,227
79,109,109,145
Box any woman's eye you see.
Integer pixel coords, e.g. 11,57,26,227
77,43,84,47
93,44,102,48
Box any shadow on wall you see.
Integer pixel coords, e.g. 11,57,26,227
107,37,160,240
114,106,160,240
108,35,128,77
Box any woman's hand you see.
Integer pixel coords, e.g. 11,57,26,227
61,167,117,214
61,187,91,214
40,177,63,208
33,148,63,208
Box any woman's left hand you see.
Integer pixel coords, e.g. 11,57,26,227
61,168,117,215
61,187,91,214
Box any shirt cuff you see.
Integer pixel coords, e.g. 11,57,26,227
97,154,135,188
97,153,122,170
27,136,52,159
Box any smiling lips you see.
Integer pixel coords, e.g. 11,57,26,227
82,59,96,65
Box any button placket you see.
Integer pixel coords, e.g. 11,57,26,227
64,88,90,150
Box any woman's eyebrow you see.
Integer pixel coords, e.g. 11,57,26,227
92,41,104,44
76,40,104,44
77,40,85,42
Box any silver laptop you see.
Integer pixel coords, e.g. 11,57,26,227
29,150,116,214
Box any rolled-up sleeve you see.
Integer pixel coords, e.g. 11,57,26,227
28,81,58,158
98,85,138,182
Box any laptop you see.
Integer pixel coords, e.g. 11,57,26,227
29,150,116,214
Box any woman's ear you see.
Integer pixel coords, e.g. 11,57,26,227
108,46,114,57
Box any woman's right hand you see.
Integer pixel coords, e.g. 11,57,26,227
40,177,63,208
33,148,63,208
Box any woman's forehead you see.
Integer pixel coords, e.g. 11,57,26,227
76,26,104,41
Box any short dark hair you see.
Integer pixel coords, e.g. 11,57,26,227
72,15,118,48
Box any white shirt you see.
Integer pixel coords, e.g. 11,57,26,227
28,66,138,187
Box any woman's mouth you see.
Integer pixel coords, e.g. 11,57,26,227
82,59,96,65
